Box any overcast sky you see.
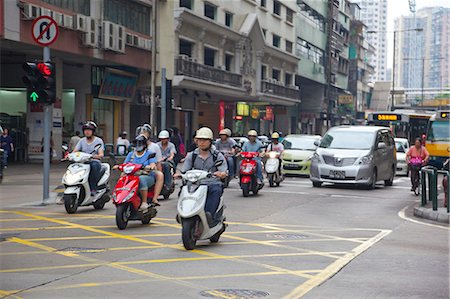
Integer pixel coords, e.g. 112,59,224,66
386,0,450,66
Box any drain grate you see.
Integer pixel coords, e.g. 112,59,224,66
266,233,309,240
200,289,269,298
57,247,106,254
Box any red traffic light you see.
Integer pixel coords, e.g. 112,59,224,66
37,63,52,76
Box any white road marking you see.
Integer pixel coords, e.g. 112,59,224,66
398,206,450,230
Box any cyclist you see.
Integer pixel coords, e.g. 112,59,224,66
406,137,430,192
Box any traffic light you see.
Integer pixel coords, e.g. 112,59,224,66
22,61,56,104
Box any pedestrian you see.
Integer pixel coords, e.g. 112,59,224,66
68,131,81,152
116,131,130,155
170,127,185,166
0,128,14,168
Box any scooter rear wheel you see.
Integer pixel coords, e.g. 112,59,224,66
182,218,197,250
268,174,275,187
242,183,250,197
116,203,131,230
64,194,78,214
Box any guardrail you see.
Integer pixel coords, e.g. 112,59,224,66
421,166,449,212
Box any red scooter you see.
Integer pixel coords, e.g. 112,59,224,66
112,159,158,230
239,152,264,197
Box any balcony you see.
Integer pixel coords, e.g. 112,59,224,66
261,79,299,100
175,58,242,88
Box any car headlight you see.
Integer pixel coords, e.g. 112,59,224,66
357,154,373,165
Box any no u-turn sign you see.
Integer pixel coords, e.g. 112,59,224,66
31,16,59,46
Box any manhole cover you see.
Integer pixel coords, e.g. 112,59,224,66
57,247,106,254
199,289,269,298
0,233,21,242
266,233,309,240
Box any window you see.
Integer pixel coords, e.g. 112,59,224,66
273,1,281,15
261,65,267,80
261,0,266,8
286,8,293,23
297,3,325,31
285,40,293,53
42,0,90,15
296,38,324,64
273,34,281,47
179,39,193,57
285,72,292,86
104,0,151,35
204,2,216,20
204,47,216,66
225,54,233,71
225,12,233,27
179,0,192,9
272,69,280,81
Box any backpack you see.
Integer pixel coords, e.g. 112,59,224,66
191,149,219,170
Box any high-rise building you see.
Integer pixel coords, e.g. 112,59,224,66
394,7,450,91
352,0,388,82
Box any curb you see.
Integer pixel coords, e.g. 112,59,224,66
414,206,450,224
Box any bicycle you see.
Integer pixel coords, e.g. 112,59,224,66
409,163,422,196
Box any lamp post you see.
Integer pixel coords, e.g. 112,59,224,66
368,28,423,111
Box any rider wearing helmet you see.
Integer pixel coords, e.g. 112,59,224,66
267,132,284,154
215,128,237,177
241,130,265,184
157,130,177,189
119,134,163,209
176,127,228,226
136,123,163,171
73,121,105,196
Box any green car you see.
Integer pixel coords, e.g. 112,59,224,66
281,135,321,176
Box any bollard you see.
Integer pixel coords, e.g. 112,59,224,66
430,170,438,211
437,170,450,213
421,170,427,206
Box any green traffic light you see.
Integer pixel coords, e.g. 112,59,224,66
30,91,39,102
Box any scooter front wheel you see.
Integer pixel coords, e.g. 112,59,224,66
64,194,78,214
182,218,197,250
116,203,131,230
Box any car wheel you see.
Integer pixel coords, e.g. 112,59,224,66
312,181,322,187
384,166,394,186
367,169,377,190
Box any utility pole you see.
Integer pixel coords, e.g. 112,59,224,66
161,67,166,130
150,0,158,135
421,57,425,106
391,31,396,111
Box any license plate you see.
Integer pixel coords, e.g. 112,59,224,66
329,170,345,179
286,164,297,168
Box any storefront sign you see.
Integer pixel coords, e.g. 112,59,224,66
265,106,274,121
219,101,225,130
237,102,249,116
99,68,138,101
251,107,259,119
338,94,354,105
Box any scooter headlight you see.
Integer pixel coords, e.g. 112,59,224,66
64,169,87,185
186,172,201,183
269,152,278,159
123,165,135,174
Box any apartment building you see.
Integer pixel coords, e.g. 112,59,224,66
1,0,154,161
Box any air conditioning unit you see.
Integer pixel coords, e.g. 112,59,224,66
116,25,126,53
22,3,41,20
76,14,89,32
82,19,99,48
126,33,134,46
53,12,63,25
63,15,74,29
144,39,152,51
102,21,115,50
137,37,146,49
41,8,52,17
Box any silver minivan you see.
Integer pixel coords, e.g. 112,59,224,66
310,126,396,189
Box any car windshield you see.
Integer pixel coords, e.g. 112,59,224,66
395,142,405,153
427,121,450,141
283,137,317,150
319,130,375,150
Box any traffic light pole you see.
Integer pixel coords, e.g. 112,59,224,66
161,67,166,131
42,46,51,204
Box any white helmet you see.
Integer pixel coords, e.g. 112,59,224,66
247,130,258,137
195,127,214,140
158,130,170,139
219,129,230,136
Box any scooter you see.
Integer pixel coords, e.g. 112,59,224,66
62,142,69,159
160,159,176,199
176,161,227,250
62,146,111,214
265,151,284,187
239,152,264,197
112,156,158,230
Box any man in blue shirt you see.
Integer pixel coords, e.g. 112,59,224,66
241,130,265,184
121,135,163,209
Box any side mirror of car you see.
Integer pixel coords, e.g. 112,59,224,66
314,140,319,146
377,142,387,149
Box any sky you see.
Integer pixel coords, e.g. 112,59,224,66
386,0,450,66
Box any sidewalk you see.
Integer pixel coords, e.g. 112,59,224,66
413,190,449,224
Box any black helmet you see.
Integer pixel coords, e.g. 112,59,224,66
82,121,97,132
133,134,148,152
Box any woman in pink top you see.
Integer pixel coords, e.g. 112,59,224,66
406,138,430,192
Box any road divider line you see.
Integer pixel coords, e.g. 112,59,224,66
283,229,392,299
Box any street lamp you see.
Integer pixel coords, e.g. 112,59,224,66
403,57,444,106
367,28,423,111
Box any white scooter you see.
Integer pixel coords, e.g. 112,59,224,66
265,151,284,187
176,166,227,250
62,147,110,214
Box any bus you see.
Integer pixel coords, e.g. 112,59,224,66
425,110,450,168
366,110,434,143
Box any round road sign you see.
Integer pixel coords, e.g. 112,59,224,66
31,16,59,46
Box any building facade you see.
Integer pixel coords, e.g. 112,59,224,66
1,0,154,161
352,0,387,82
157,0,301,138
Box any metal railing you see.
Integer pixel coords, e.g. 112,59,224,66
421,166,449,212
261,80,300,100
175,58,242,87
